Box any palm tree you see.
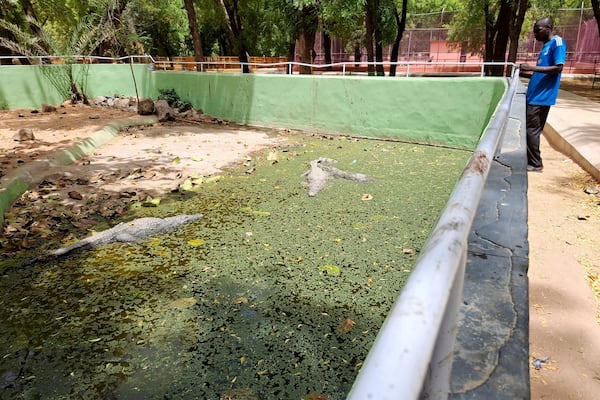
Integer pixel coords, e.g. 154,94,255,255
0,16,104,103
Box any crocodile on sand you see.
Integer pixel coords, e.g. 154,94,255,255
52,214,203,256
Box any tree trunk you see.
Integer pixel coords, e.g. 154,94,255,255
483,1,512,76
297,5,318,75
286,41,295,74
183,0,204,71
19,0,43,41
373,0,384,76
389,0,407,77
323,32,332,71
364,0,375,75
354,44,361,67
217,0,250,73
592,0,600,39
507,0,529,76
0,5,15,64
97,0,128,57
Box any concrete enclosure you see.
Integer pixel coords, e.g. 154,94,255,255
0,65,505,149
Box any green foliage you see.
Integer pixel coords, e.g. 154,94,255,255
157,88,192,112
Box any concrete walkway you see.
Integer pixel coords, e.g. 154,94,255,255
450,84,599,399
545,89,600,181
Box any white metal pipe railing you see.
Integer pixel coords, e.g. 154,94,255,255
346,67,520,400
1,55,516,78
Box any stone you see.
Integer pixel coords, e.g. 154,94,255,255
93,96,107,105
12,128,35,141
137,98,155,115
115,97,131,108
41,104,57,112
154,99,174,122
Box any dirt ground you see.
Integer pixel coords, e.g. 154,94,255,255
527,77,600,400
528,138,600,399
1,93,600,398
0,105,286,261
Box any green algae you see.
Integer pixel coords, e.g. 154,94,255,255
0,134,469,399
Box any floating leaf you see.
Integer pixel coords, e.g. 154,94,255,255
319,264,340,276
191,156,203,161
148,238,162,247
353,222,368,230
252,210,270,216
166,297,197,309
171,156,181,165
187,238,205,246
240,207,270,216
180,179,194,191
233,297,249,304
142,196,160,207
339,318,356,334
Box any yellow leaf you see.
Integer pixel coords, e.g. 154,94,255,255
192,156,203,161
180,179,194,191
187,238,205,246
166,297,197,309
319,264,341,276
171,156,181,165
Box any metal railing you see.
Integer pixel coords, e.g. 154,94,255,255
145,55,513,77
0,55,516,78
346,67,519,399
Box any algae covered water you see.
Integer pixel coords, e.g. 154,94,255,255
0,134,469,399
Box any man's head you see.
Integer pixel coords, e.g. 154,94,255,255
533,17,554,43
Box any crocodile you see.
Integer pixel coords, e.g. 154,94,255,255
52,214,203,256
302,157,372,197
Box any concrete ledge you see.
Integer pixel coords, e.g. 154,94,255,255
0,117,157,227
450,83,530,399
543,123,600,182
545,90,600,182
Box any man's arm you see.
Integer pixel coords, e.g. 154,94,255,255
519,63,563,75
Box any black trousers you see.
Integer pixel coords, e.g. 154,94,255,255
526,104,551,168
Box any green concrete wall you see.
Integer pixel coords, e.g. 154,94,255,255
152,72,505,149
0,65,506,149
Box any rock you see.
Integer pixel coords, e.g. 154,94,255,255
137,98,155,115
584,186,599,195
92,96,107,105
154,99,174,122
115,97,131,108
68,191,83,200
12,128,35,141
41,104,57,112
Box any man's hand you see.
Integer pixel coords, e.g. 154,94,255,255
520,63,534,71
519,63,563,75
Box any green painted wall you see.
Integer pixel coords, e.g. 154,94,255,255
0,65,506,149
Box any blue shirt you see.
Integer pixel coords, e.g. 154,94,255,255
526,35,567,106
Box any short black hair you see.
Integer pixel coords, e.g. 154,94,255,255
536,17,554,30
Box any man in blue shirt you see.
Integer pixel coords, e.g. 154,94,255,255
520,17,567,172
